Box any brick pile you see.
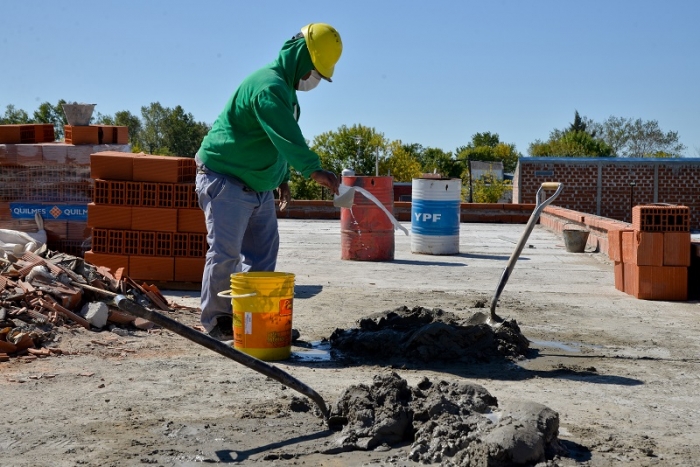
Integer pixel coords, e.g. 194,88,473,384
85,152,206,283
0,124,130,255
609,204,691,300
0,248,172,364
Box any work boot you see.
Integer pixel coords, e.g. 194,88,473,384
208,315,233,341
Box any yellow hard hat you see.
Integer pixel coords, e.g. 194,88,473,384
300,23,342,81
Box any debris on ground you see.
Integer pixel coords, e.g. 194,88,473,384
329,305,530,363
326,372,567,466
0,245,175,362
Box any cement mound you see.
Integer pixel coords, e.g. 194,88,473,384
327,372,566,466
329,306,529,363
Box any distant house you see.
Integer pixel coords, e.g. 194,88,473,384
470,160,504,180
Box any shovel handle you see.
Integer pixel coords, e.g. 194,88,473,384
217,290,257,299
541,182,561,190
113,295,330,420
488,182,564,323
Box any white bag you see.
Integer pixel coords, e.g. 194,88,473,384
0,213,47,257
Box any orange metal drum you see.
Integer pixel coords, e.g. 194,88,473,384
340,176,395,261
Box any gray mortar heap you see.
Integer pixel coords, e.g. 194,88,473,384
326,372,566,466
329,305,530,363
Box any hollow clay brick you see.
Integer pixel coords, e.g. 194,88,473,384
174,257,205,282
132,155,196,183
65,125,99,145
621,231,663,266
90,151,136,180
84,250,129,276
623,263,688,301
87,204,132,229
608,229,632,262
614,261,624,292
129,256,174,282
663,232,691,267
177,209,206,233
131,207,177,232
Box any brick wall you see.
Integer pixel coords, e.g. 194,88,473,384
514,158,700,229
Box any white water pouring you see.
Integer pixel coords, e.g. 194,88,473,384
334,184,409,236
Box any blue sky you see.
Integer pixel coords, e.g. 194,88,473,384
2,1,699,157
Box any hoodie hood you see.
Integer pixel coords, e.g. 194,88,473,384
273,37,315,88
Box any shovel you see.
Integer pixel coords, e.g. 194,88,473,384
71,282,330,420
488,182,563,324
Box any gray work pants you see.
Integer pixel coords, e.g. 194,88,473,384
195,157,279,331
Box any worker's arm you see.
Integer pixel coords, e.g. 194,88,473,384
253,89,323,178
310,170,339,195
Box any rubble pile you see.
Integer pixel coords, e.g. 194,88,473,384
0,245,170,363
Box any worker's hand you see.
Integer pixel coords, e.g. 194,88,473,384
277,182,291,211
311,170,340,195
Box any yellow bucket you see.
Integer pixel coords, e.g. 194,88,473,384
223,272,294,361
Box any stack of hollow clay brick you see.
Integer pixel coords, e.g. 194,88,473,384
64,125,128,145
609,204,690,301
84,151,207,283
0,124,130,255
0,124,56,144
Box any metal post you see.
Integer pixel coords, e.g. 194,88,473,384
353,136,362,174
629,181,636,222
467,157,473,203
375,147,379,176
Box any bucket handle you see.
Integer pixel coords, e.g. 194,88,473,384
217,290,257,298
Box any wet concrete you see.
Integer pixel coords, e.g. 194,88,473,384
329,305,530,364
325,372,566,466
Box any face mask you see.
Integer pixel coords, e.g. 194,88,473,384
297,71,322,92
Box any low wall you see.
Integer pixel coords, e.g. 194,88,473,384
277,201,536,224
540,205,632,258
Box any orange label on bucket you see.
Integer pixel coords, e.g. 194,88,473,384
279,298,293,316
233,304,293,350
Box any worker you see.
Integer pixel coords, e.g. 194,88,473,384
195,23,342,340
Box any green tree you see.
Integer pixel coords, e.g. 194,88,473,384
114,110,143,148
593,116,686,158
140,102,174,155
311,124,388,176
162,106,210,157
529,130,613,157
528,112,613,157
139,102,209,156
568,110,596,136
288,170,323,200
472,172,512,203
418,147,461,178
456,132,521,173
379,140,422,182
1,104,32,124
33,100,66,140
95,109,144,149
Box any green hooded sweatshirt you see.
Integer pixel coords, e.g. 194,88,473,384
197,37,322,192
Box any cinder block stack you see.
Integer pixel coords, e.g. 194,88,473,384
609,205,690,300
84,151,207,283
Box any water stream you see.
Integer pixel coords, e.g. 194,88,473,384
338,186,409,236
